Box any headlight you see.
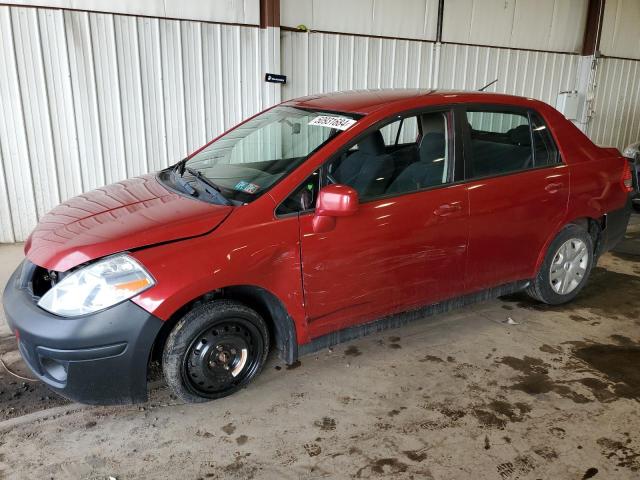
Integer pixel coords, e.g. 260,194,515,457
38,254,155,317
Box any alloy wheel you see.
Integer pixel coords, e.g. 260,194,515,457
549,238,589,295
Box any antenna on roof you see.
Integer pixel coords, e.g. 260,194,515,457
478,79,498,92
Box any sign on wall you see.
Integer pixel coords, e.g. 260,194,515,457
265,73,287,84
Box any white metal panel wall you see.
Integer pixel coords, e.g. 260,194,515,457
0,5,271,242
600,0,640,60
0,8,38,242
589,58,640,150
1,0,261,25
442,0,588,53
281,0,439,41
282,31,579,112
438,44,579,107
282,31,438,99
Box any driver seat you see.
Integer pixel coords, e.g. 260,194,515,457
334,131,394,198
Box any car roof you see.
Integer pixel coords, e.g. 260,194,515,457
283,88,543,115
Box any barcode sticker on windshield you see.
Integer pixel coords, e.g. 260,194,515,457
308,115,357,131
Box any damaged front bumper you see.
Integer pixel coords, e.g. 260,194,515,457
2,261,163,405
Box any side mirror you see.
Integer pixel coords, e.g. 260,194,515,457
312,184,359,233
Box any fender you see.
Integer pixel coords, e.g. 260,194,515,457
220,285,299,364
532,158,625,275
129,195,311,347
532,216,601,277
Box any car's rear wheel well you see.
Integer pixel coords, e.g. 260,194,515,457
533,217,603,280
527,222,595,304
150,286,298,367
569,217,604,256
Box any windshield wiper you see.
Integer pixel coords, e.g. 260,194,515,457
173,157,188,175
184,167,231,206
170,167,196,195
169,159,231,205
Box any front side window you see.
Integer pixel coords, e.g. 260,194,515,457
466,109,533,178
275,171,320,216
163,106,359,204
325,111,451,201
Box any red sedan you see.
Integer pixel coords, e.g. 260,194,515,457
2,89,634,404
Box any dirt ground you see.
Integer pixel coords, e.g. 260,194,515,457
0,218,639,479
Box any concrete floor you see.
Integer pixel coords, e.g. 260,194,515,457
0,219,639,479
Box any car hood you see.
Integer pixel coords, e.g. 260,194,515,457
25,174,233,271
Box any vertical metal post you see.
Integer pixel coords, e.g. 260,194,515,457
435,0,445,43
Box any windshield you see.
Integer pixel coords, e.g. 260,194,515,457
167,106,360,204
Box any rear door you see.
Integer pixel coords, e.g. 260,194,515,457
295,109,470,339
462,106,569,291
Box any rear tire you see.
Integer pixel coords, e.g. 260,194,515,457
162,300,269,403
526,224,594,305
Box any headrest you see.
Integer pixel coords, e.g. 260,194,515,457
359,130,386,155
508,125,531,146
419,132,446,162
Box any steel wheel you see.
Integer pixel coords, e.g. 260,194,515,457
182,318,265,398
549,238,589,295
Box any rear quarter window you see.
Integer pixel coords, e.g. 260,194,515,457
530,112,560,166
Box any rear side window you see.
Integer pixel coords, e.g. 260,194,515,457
466,110,533,178
530,112,559,166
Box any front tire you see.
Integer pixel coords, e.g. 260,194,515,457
526,224,594,305
162,300,269,403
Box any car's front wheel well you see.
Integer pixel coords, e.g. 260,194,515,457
150,286,298,366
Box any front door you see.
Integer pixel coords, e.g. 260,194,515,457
297,109,469,339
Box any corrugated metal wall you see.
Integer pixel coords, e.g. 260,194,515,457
1,0,261,25
589,57,640,150
281,0,440,41
2,3,640,244
442,0,588,53
281,0,589,54
438,43,579,105
600,0,640,60
282,31,579,117
593,0,640,150
281,31,438,99
0,5,272,242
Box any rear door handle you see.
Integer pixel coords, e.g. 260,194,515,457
545,182,563,193
434,202,463,216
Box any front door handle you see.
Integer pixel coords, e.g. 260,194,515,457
434,202,463,216
545,182,563,194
